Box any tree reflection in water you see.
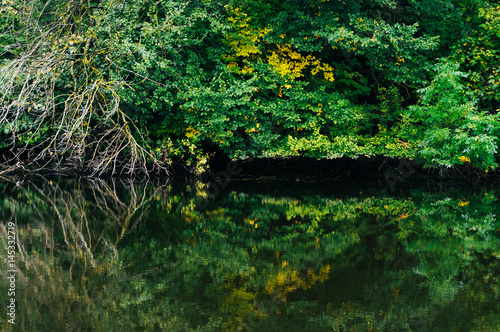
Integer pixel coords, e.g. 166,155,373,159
0,176,499,331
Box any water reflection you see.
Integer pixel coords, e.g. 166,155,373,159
0,176,499,331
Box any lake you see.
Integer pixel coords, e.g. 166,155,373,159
1,174,499,331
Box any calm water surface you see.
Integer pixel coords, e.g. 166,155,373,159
1,175,499,331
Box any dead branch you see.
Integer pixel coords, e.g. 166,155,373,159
0,1,169,176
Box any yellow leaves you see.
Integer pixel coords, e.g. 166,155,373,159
398,140,411,149
268,45,302,77
224,7,336,83
220,288,257,316
264,263,332,302
395,213,410,221
318,265,331,282
316,104,323,115
231,41,261,57
227,62,239,71
224,7,338,84
391,285,400,298
185,126,199,138
268,44,334,82
241,65,254,74
259,27,272,37
244,218,255,225
277,85,284,97
323,70,335,82
458,155,471,163
224,6,271,73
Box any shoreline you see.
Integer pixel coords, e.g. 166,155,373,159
1,155,496,182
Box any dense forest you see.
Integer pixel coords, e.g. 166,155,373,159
1,0,500,175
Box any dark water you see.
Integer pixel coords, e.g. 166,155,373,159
1,175,500,331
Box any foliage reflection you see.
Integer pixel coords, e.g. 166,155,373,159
0,177,499,331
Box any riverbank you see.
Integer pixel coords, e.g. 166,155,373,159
208,155,497,181
1,154,498,182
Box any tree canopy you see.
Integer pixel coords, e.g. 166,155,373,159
1,0,500,175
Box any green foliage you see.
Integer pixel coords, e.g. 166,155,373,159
452,3,500,110
406,62,499,170
2,0,500,174
0,0,30,62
